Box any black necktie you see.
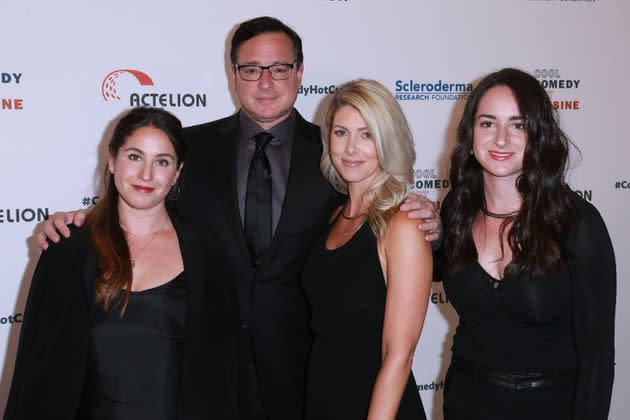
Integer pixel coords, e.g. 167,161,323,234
244,132,274,269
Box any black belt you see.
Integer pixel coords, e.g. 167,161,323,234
450,357,576,390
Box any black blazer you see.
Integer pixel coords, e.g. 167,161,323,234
3,217,233,420
175,110,343,420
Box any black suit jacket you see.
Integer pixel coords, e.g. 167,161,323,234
3,217,232,420
175,110,343,420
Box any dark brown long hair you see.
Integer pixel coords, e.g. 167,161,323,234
86,107,186,313
444,68,577,279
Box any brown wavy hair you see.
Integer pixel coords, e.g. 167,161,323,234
443,68,577,279
86,107,186,314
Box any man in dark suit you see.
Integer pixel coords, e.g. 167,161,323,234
176,18,355,420
38,16,439,420
175,17,344,420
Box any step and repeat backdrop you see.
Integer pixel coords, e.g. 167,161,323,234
1,0,628,418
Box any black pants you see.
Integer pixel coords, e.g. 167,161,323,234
238,330,268,420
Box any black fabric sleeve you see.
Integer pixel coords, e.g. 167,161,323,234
568,198,616,420
3,230,88,420
433,192,454,282
3,238,71,419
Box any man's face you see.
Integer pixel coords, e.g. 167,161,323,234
232,32,303,130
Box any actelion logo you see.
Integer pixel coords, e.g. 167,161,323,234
0,208,49,223
102,69,154,101
101,69,207,107
575,190,592,201
395,80,472,101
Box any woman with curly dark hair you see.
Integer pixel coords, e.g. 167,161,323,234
439,68,615,420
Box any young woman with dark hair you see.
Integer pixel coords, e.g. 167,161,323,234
439,68,615,420
4,107,233,420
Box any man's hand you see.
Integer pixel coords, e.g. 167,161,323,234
36,210,86,250
399,194,441,242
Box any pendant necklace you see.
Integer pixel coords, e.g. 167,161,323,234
125,217,168,268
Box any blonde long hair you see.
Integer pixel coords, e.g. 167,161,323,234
321,79,416,237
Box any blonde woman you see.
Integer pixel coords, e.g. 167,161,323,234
302,79,431,419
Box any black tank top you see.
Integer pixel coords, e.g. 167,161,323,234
81,272,186,420
302,221,425,419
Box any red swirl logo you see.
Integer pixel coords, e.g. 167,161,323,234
101,69,154,101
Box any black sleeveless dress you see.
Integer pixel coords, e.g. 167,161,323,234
80,272,187,420
301,220,426,420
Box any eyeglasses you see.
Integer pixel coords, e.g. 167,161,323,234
234,63,297,81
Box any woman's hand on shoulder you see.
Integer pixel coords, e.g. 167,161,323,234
35,210,86,250
399,193,441,242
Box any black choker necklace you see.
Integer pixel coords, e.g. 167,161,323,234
481,208,519,219
341,201,367,220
